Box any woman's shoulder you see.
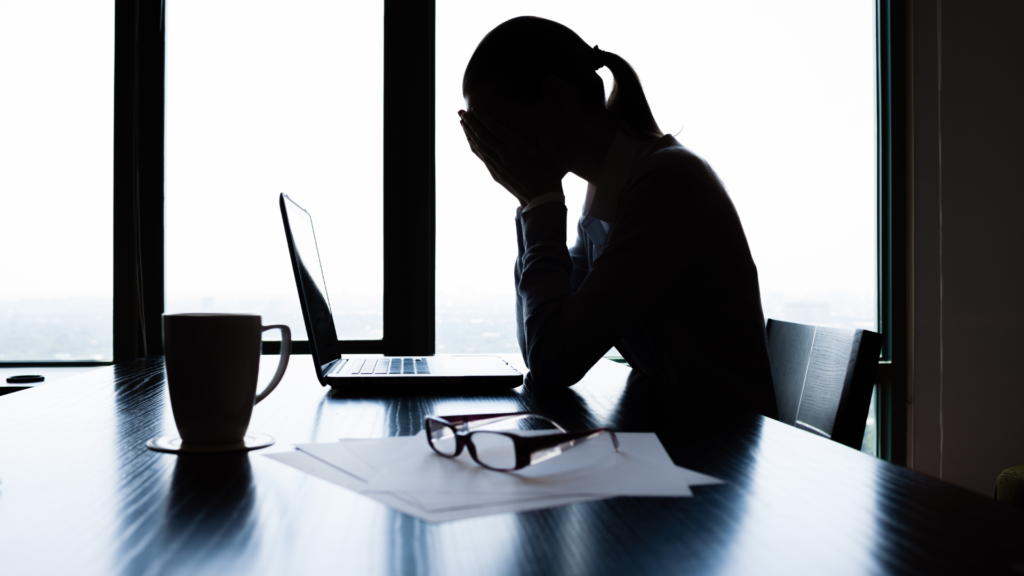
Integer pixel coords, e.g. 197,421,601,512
636,135,716,179
626,135,729,206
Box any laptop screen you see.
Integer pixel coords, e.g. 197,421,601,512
281,194,341,367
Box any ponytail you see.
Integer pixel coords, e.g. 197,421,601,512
593,47,663,141
464,17,663,141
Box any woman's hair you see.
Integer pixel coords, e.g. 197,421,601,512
463,16,663,140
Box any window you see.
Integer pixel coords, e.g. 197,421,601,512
0,1,115,361
436,1,877,356
164,0,384,343
19,0,901,459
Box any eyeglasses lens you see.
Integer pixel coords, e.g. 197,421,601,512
428,419,458,456
469,432,517,470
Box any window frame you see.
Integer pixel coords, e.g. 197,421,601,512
111,0,437,362
876,0,908,465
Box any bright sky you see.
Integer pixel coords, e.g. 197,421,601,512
0,1,114,300
164,0,384,305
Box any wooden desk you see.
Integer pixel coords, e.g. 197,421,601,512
0,356,1021,575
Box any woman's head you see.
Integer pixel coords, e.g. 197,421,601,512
463,17,663,142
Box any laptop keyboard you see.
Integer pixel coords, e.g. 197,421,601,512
332,357,430,376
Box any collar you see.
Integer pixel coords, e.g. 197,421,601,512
582,131,641,223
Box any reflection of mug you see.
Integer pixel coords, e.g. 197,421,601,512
114,453,262,575
163,313,291,445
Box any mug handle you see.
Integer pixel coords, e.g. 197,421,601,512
255,325,291,405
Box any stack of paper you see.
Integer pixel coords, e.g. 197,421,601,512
265,431,722,523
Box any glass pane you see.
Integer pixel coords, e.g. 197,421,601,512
165,1,384,342
436,1,876,355
0,2,114,361
861,384,879,456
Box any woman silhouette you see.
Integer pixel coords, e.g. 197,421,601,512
459,17,777,418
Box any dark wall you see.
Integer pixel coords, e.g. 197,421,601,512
911,0,1024,495
941,0,1024,495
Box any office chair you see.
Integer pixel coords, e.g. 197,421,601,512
995,465,1024,507
765,319,882,449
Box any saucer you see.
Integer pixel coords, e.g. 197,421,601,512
146,433,275,454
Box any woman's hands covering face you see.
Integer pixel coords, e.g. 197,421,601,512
459,108,563,207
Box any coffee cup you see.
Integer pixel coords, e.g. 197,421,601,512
162,313,291,446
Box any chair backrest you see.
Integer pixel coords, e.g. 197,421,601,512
765,319,882,449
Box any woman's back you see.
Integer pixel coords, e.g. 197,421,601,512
515,134,777,418
610,137,775,416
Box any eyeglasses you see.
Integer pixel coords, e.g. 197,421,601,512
424,412,619,472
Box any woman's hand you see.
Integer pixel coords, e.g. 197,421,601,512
459,109,563,207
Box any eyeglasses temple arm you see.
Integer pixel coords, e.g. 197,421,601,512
443,412,568,433
519,427,619,466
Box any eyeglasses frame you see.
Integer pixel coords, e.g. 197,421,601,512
424,412,620,472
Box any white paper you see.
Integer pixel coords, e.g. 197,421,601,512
365,433,717,497
294,442,379,481
388,489,603,512
264,450,608,522
267,430,722,523
342,434,424,471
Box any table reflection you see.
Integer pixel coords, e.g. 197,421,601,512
143,454,259,576
716,419,882,575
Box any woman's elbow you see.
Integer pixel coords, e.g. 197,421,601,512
522,355,587,390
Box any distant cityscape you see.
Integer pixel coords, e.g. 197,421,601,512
0,297,113,361
0,291,874,362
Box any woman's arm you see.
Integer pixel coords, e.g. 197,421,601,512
517,164,708,389
463,107,706,387
516,213,593,372
514,214,528,366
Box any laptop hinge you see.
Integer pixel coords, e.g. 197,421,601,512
322,357,346,377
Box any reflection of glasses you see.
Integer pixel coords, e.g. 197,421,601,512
425,412,619,472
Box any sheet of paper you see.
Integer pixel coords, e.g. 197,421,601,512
326,431,720,490
341,433,424,471
384,489,614,512
295,442,379,481
264,450,609,523
399,492,608,523
269,430,721,523
294,434,425,483
365,433,719,496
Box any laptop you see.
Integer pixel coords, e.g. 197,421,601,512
279,193,524,390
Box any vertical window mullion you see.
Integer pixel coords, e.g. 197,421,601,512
113,0,165,362
383,0,436,356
